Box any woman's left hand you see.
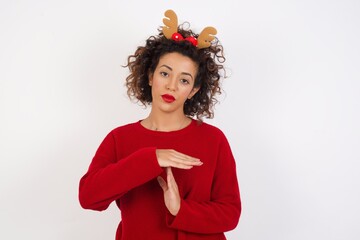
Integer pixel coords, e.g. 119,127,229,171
157,167,180,216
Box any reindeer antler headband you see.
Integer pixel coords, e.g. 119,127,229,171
162,9,217,49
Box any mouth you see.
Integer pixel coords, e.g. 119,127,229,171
161,94,176,103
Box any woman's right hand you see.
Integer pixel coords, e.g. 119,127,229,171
156,149,203,169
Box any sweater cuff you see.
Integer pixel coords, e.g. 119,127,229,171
143,147,162,174
166,198,186,228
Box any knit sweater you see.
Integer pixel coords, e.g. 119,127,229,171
79,119,241,240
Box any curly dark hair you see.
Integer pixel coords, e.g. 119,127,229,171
125,24,226,119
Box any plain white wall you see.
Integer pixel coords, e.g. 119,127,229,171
1,0,359,239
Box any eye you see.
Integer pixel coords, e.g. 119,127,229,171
180,79,190,85
160,71,169,77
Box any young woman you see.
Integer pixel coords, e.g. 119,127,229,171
79,10,241,240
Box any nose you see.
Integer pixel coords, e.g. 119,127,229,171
166,77,177,91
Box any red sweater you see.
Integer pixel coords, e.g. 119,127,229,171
79,119,241,240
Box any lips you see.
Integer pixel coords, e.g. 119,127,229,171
161,94,175,103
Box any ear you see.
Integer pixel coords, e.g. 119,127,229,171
188,87,200,99
148,72,153,86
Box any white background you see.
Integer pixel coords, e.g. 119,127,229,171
1,0,359,239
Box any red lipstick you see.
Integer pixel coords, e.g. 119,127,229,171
161,94,175,103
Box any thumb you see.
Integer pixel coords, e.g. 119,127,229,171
157,176,168,192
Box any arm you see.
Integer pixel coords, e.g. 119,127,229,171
78,131,163,211
165,135,241,234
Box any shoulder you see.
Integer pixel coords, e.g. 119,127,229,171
112,121,139,132
193,120,234,155
194,120,227,140
104,121,140,139
195,120,223,133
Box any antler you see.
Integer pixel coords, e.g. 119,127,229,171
162,10,178,39
197,27,217,49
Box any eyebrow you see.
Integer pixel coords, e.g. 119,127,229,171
159,64,194,80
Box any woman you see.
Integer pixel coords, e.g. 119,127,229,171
79,9,241,240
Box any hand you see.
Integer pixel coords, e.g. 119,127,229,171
157,167,181,216
156,149,203,169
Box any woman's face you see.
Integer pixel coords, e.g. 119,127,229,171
149,52,199,115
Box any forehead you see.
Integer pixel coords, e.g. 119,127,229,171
157,52,198,74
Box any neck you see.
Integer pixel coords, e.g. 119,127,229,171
143,110,190,132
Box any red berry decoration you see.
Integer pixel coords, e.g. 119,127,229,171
185,36,198,47
172,33,184,41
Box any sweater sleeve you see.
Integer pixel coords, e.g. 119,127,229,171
79,131,163,211
166,134,241,234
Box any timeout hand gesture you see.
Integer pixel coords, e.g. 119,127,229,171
156,149,202,216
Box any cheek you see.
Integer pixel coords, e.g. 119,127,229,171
180,87,194,98
151,78,161,89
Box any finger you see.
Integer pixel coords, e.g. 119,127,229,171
169,152,203,166
169,162,194,169
171,151,201,162
157,176,168,192
166,167,173,179
166,167,178,190
169,160,202,168
157,150,202,168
